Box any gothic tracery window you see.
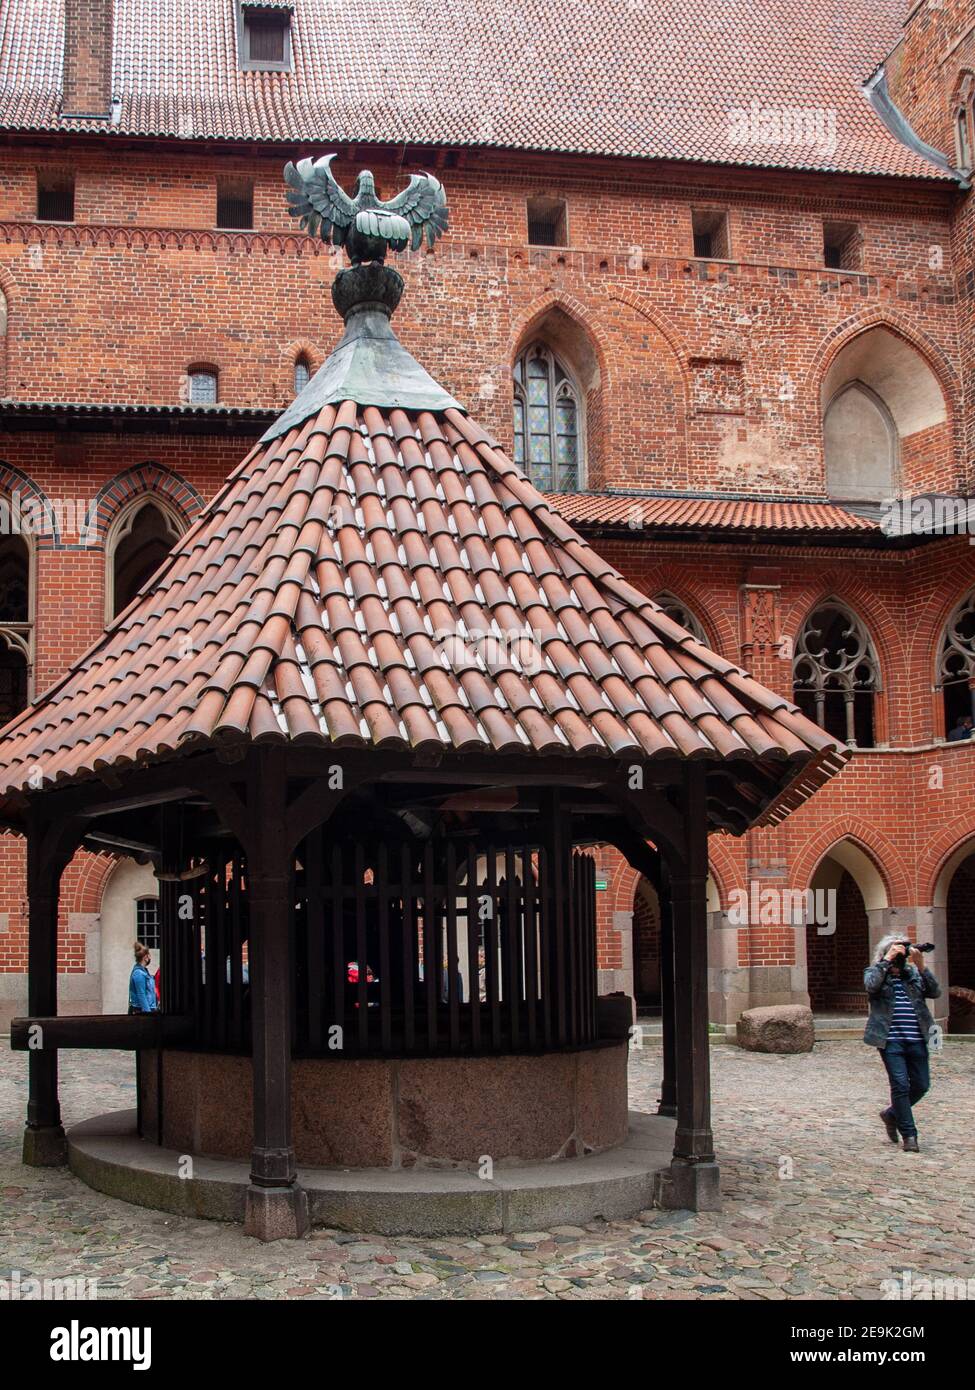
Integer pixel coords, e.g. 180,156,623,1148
793,602,880,748
938,588,975,733
513,342,583,492
652,591,707,644
0,533,31,726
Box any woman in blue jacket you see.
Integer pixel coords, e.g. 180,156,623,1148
128,941,158,1015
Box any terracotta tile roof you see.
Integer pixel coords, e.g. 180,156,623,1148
549,492,878,533
0,392,848,830
0,0,949,179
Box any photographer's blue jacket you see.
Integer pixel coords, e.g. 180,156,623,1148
863,960,940,1048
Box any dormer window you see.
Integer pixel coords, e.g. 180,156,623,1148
238,1,293,72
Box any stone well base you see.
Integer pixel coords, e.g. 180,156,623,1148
138,1043,629,1168
68,1108,678,1236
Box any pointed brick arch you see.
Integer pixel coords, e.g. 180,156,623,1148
920,817,975,907
607,288,691,391
91,463,204,548
643,563,737,662
508,289,611,388
0,259,16,397
0,462,56,549
606,841,740,920
921,556,975,675
509,290,607,488
282,338,322,399
793,823,908,910
808,311,959,411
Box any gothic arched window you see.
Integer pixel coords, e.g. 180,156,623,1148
0,532,31,726
652,591,707,644
793,602,880,748
938,588,975,734
107,499,185,619
823,382,898,502
294,355,310,395
513,342,583,492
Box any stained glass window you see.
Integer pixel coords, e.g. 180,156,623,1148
512,343,582,491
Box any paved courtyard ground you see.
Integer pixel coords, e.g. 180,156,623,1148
0,1041,972,1300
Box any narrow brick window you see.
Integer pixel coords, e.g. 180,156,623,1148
294,355,311,394
957,108,973,171
216,178,254,230
527,196,568,247
36,170,75,222
188,369,218,405
136,897,161,951
513,341,583,491
238,3,292,71
823,221,861,270
691,209,729,259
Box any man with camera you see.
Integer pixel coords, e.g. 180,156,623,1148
864,934,941,1152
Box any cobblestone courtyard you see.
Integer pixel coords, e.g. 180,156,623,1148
1,1042,972,1300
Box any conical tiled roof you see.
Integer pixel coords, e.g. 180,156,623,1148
0,254,848,831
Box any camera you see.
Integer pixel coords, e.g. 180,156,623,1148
891,941,934,960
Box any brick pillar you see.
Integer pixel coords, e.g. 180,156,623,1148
63,0,114,120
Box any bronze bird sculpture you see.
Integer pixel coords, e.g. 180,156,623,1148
284,155,448,264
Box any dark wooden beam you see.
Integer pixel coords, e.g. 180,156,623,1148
10,1013,193,1051
241,750,308,1241
657,762,721,1211
657,862,677,1118
22,811,87,1166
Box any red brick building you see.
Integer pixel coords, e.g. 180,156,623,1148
0,0,974,1031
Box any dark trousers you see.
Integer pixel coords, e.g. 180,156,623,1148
880,1039,930,1139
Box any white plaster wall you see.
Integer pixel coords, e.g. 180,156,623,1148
99,859,160,1013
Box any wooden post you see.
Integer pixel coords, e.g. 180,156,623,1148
656,763,720,1211
242,751,308,1241
22,816,74,1166
657,861,677,1119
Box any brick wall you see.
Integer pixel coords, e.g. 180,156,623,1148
0,146,963,494
1,102,975,1017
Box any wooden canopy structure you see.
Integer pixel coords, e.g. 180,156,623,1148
1,170,847,1238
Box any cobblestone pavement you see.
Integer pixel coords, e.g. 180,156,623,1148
1,1042,972,1300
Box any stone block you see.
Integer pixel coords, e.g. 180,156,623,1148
736,1003,814,1053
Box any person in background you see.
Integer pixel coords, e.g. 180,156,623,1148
863,934,941,1152
128,941,158,1015
946,714,973,742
